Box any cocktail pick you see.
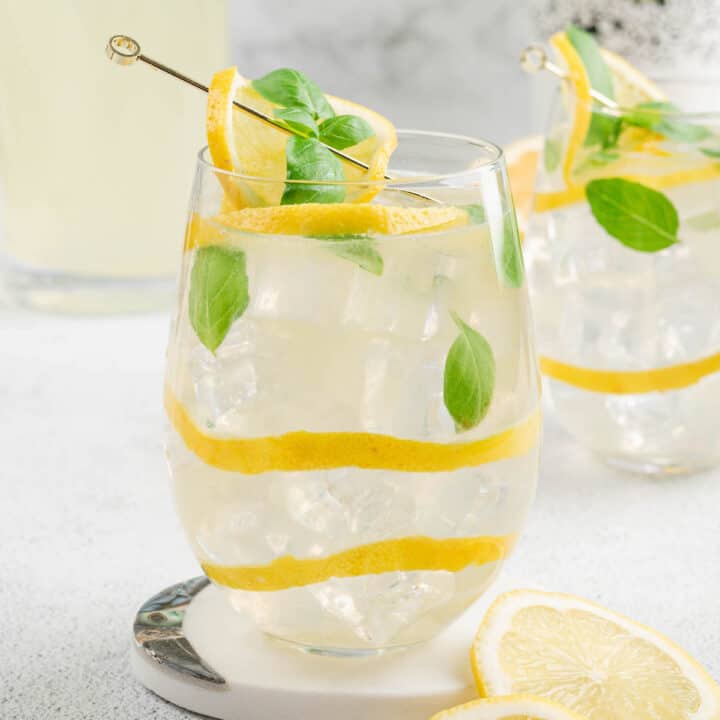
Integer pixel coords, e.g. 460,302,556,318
520,43,619,110
105,34,436,203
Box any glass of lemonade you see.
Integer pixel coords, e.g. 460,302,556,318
0,1,226,312
164,126,541,654
525,27,720,474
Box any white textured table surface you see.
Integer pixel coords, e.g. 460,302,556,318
2,308,719,719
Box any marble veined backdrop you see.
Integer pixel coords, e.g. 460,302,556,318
229,0,535,145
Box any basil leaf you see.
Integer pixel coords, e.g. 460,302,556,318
566,25,619,148
322,235,384,275
700,147,720,159
273,107,318,138
443,312,496,432
252,68,334,121
189,246,250,352
543,137,562,173
282,136,345,205
464,203,486,224
624,101,710,143
318,115,374,150
586,178,679,252
493,213,524,288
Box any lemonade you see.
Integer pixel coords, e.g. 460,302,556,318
163,66,541,653
524,27,720,473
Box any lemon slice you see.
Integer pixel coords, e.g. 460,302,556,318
209,203,469,239
549,31,593,188
431,695,588,720
549,32,668,183
471,590,720,720
206,66,397,208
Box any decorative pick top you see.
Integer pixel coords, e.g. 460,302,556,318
520,41,618,109
106,35,142,65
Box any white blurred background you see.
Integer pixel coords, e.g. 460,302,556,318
227,0,720,144
228,0,534,144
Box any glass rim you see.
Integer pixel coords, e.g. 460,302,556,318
195,129,505,187
590,102,720,122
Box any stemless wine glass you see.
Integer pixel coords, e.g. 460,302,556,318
165,131,541,655
525,79,720,475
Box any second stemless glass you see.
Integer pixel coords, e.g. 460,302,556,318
526,79,720,474
165,131,541,655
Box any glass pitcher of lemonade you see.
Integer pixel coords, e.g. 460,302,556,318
0,1,227,312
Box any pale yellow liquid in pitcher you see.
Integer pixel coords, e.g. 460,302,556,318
0,1,227,278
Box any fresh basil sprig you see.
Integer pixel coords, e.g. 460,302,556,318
586,177,679,252
253,67,377,205
443,312,496,432
189,246,250,352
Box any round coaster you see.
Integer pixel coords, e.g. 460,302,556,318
130,577,496,720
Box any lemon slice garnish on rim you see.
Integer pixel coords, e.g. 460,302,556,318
431,695,590,720
185,203,470,250
215,203,468,237
471,589,720,720
206,66,397,208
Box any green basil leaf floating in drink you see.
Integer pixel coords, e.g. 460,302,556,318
543,137,562,173
623,101,711,143
319,235,384,276
443,312,496,432
502,213,525,287
252,68,335,121
586,177,679,252
464,203,486,224
566,25,619,149
492,212,524,288
318,115,375,150
273,107,318,138
700,147,720,159
189,246,250,353
282,136,345,205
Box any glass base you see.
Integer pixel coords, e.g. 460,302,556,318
2,262,175,314
602,453,715,478
265,631,422,658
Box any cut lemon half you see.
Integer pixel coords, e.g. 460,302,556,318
431,695,588,720
472,590,720,720
209,203,469,239
206,66,397,208
505,135,542,237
